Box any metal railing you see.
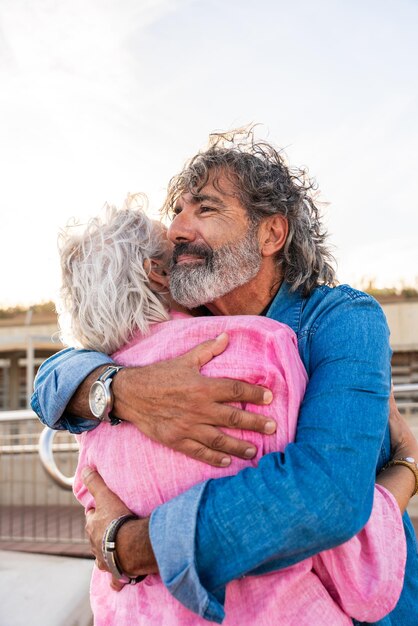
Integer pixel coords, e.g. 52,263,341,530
1,384,417,553
38,427,76,491
35,384,418,489
0,410,87,554
392,384,418,423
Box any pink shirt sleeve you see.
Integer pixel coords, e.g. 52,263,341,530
312,484,406,622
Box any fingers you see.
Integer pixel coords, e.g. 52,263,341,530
204,376,273,406
389,389,399,415
184,336,275,408
209,402,276,435
179,438,235,468
110,577,124,592
388,395,418,458
82,467,109,497
388,396,405,453
86,507,95,520
95,563,124,592
193,425,260,460
82,467,122,506
94,557,107,572
184,333,230,369
179,414,277,467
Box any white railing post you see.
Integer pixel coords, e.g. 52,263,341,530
26,337,34,409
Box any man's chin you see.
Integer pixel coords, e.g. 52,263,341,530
169,277,234,310
169,277,212,309
174,257,205,267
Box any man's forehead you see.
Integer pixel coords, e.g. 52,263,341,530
179,191,227,206
176,174,240,207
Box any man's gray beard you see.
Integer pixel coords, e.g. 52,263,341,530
169,225,262,309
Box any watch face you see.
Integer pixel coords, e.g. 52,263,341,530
89,381,108,418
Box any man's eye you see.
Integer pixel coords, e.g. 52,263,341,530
200,205,215,214
172,206,182,216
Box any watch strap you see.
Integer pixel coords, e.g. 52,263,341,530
99,365,124,383
99,365,124,425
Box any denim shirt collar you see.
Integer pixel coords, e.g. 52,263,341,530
265,281,304,335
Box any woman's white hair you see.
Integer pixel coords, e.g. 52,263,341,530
58,195,170,354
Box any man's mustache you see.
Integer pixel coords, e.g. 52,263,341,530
171,243,214,266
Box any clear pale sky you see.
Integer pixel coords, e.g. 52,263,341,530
1,0,417,306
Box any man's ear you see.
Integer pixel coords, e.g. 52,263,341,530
144,258,169,290
259,215,288,257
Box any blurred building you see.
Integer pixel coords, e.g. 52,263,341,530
384,298,418,387
0,308,62,410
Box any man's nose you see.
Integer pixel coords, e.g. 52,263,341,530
168,212,196,244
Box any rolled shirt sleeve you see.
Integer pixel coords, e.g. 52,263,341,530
150,481,225,623
31,347,113,434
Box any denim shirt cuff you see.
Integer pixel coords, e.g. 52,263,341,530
31,350,113,434
150,480,226,624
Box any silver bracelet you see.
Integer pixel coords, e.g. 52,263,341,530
101,514,146,584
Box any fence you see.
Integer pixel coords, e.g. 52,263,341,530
0,411,87,555
1,385,417,554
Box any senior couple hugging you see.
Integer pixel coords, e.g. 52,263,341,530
32,130,418,625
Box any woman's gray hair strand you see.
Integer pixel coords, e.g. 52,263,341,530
58,195,170,354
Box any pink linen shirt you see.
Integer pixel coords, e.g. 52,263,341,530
74,313,406,626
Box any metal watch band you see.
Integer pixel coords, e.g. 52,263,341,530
99,365,125,382
99,365,124,425
101,514,146,585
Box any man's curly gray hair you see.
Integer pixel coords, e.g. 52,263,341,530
163,128,337,296
58,195,170,354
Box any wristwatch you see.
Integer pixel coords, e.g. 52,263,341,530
89,365,124,424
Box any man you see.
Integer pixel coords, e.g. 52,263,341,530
32,131,418,624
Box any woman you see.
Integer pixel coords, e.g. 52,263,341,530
60,199,414,625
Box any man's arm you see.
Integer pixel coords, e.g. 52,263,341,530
31,347,113,433
32,334,275,466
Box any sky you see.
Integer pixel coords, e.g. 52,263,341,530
1,0,417,306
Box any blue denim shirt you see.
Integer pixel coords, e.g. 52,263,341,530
32,283,418,625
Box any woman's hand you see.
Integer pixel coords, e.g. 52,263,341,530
389,389,418,460
376,390,418,512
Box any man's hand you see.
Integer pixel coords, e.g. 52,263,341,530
110,332,275,467
82,467,158,584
